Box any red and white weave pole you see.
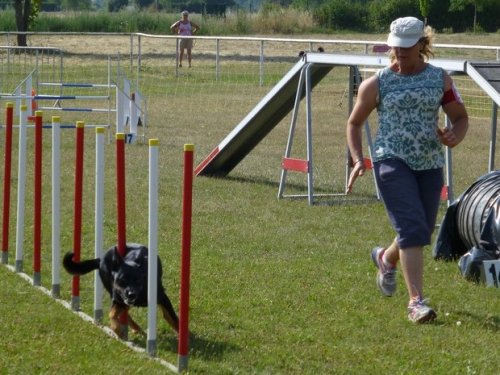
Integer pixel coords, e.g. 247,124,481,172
147,138,159,357
15,105,28,273
51,116,61,298
94,127,106,323
116,133,127,255
33,110,43,286
115,132,129,338
178,144,194,372
1,103,14,265
71,121,85,310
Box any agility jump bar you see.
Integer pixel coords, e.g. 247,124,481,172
0,94,110,100
39,82,117,88
35,95,110,100
38,107,112,112
1,123,111,129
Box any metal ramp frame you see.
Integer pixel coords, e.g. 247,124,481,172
465,62,500,172
277,64,380,205
195,53,500,205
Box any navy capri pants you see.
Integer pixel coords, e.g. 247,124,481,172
374,158,444,249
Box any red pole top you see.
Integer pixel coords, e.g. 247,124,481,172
2,103,14,255
72,121,85,298
178,144,194,359
33,111,43,274
115,133,127,257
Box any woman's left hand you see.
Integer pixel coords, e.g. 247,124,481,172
437,127,459,148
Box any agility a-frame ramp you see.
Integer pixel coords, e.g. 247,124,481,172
195,53,500,205
194,57,333,176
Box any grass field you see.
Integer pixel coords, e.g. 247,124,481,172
0,32,499,374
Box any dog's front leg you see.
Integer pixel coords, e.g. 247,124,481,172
109,304,129,339
127,313,145,336
159,304,180,333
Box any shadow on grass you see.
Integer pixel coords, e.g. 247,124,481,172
428,310,500,331
151,331,240,361
218,174,281,188
189,332,240,360
129,330,240,361
223,174,381,206
456,311,500,332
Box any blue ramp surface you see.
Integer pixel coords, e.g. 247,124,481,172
195,57,333,176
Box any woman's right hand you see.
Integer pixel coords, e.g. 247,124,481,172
346,161,365,194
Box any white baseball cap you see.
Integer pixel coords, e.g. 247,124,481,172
182,10,189,16
387,17,424,48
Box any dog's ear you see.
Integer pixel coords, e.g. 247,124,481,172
130,245,148,267
111,246,124,271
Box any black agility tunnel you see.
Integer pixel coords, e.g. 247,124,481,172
433,171,500,281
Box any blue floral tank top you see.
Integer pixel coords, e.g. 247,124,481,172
373,64,445,170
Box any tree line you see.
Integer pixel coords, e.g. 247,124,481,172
7,0,500,47
299,0,500,33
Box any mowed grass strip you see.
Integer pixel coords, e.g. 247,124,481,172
0,34,499,374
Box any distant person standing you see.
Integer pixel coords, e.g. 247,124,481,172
170,10,200,68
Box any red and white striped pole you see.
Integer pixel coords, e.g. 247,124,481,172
71,121,85,310
147,138,159,357
33,110,43,286
116,133,127,254
15,105,28,273
94,127,106,323
1,103,14,265
115,133,128,339
51,116,61,299
178,144,194,372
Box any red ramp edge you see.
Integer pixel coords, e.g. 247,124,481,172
194,146,219,176
195,56,333,177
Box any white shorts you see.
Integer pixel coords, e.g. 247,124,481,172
179,39,193,50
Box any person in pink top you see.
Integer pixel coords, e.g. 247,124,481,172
170,10,200,68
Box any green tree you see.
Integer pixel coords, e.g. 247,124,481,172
449,0,493,32
108,0,129,11
61,0,92,10
367,0,419,32
419,0,430,25
136,0,155,8
314,0,369,31
14,0,40,46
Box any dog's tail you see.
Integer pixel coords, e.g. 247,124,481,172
63,252,100,275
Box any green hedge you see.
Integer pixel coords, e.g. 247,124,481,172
0,6,499,35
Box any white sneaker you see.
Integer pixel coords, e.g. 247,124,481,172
407,298,437,323
371,247,397,297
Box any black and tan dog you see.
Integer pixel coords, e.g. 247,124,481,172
63,243,179,338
